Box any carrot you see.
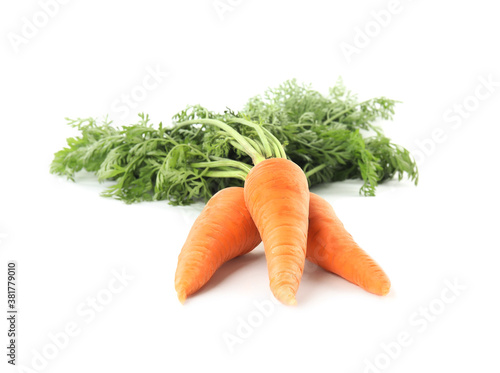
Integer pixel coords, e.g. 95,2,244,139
175,187,261,303
306,193,391,295
175,187,388,302
244,158,310,306
174,117,311,305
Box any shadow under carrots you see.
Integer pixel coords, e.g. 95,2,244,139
189,249,266,299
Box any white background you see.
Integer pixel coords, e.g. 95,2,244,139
1,1,499,372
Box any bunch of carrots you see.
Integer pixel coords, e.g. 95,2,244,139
50,80,415,306
174,118,391,306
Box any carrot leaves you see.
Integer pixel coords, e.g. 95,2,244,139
50,80,418,205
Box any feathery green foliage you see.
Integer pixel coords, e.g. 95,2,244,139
50,79,418,205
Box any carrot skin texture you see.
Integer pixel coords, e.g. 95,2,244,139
244,158,310,305
307,193,391,296
175,187,261,303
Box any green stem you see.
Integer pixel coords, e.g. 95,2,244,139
261,126,287,159
176,119,265,164
229,140,246,154
191,159,252,174
230,117,287,159
229,118,273,158
245,136,267,157
305,164,327,178
201,170,247,181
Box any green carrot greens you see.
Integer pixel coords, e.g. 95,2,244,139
50,79,418,205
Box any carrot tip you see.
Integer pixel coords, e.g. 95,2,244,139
177,289,187,304
369,280,391,296
275,288,298,306
287,297,298,306
380,282,391,296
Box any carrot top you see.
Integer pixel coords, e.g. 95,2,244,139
156,115,298,204
50,79,419,205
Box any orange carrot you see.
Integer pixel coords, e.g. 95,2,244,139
174,117,388,303
307,193,391,295
244,158,310,305
175,187,261,303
